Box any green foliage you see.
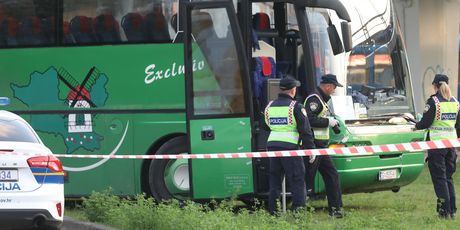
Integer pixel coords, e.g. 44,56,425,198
73,167,460,230
82,187,120,223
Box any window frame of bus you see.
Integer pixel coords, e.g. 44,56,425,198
183,0,252,120
291,3,317,96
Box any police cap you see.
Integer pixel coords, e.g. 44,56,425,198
432,74,449,85
320,74,343,87
279,75,301,90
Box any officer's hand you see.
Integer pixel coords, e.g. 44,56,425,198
328,117,339,127
402,113,416,123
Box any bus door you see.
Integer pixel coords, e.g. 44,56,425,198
182,0,254,199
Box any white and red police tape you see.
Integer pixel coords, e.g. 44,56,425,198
48,138,460,159
2,138,459,159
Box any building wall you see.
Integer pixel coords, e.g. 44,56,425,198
395,0,460,113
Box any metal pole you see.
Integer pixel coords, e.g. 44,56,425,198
282,176,286,212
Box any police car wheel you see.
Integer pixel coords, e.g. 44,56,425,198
148,136,190,201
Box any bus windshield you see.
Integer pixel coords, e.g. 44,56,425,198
304,0,415,119
345,0,415,118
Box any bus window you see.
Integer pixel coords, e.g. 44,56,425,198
305,9,335,85
63,0,177,45
190,8,246,115
345,0,415,117
0,0,56,47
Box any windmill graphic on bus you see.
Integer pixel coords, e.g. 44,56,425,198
57,66,99,133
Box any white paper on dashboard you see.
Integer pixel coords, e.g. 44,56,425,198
330,96,356,120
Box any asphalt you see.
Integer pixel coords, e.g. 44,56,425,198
62,217,118,230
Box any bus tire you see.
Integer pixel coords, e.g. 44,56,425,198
148,136,189,201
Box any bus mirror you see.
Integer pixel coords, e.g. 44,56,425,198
341,21,352,52
327,23,344,55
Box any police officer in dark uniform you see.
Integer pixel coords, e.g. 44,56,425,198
265,76,316,214
304,74,343,218
414,74,460,218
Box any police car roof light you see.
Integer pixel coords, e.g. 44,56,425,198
0,97,10,106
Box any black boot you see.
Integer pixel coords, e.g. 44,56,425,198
437,198,449,219
450,208,456,219
329,207,343,218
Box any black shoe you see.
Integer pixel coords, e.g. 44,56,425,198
329,209,344,218
450,212,456,219
291,205,306,213
436,199,450,219
438,214,449,219
438,212,450,219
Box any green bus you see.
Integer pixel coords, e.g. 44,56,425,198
0,0,425,201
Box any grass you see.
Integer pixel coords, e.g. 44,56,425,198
65,166,460,229
64,208,88,221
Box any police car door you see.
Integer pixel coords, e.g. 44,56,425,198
183,0,254,199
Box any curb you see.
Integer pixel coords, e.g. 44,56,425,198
63,217,118,230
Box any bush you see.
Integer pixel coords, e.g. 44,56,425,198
81,191,316,230
78,168,460,230
82,188,121,223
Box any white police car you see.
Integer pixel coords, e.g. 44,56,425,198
0,98,64,229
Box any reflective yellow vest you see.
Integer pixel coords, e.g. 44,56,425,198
429,96,459,140
264,101,299,144
304,94,329,140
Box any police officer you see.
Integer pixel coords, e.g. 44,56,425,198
304,74,343,218
265,75,316,214
414,74,460,218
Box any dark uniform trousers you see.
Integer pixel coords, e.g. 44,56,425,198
306,144,343,210
427,148,457,215
268,147,306,214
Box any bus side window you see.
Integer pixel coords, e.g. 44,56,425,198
0,17,19,47
0,25,3,47
42,16,56,45
0,7,4,46
0,1,58,47
69,16,97,45
94,14,122,43
144,8,171,43
63,21,76,44
17,16,48,46
121,13,146,42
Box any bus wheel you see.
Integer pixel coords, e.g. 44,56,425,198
148,136,190,201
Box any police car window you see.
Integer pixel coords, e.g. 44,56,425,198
0,119,39,143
